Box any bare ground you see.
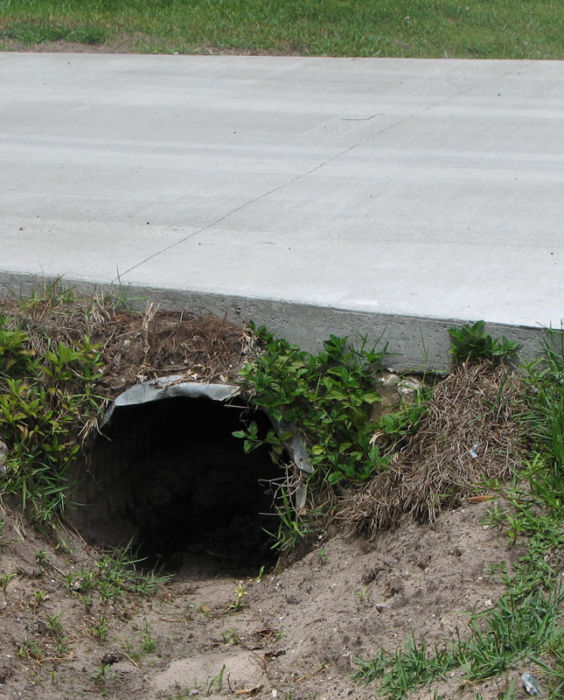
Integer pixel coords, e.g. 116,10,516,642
0,494,529,700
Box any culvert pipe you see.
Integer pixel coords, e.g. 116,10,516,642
69,378,310,575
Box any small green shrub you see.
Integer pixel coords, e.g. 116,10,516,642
234,327,430,552
235,329,388,486
0,313,104,521
0,315,34,376
448,320,518,367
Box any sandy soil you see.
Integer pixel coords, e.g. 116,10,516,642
0,495,527,700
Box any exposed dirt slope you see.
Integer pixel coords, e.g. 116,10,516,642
0,496,524,700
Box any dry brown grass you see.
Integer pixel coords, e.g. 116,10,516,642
339,361,527,536
0,286,253,399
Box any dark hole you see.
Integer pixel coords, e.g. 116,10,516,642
70,396,281,577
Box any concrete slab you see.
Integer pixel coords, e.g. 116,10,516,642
1,53,563,367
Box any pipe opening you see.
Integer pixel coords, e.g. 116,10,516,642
71,396,281,577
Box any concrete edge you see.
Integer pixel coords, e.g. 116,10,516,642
0,271,556,371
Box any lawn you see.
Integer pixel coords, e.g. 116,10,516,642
0,0,563,58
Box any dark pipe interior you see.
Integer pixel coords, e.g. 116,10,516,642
71,396,282,576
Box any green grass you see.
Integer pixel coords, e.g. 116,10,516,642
0,0,563,58
64,541,172,603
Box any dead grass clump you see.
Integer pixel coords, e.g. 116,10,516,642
99,303,255,393
340,362,527,536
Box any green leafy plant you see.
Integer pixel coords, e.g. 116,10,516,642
448,321,519,367
33,589,50,606
46,613,71,656
264,488,314,554
140,621,157,656
91,662,114,685
0,311,105,521
124,620,157,662
35,549,50,566
18,636,42,660
0,315,35,376
355,586,369,604
222,628,240,645
235,328,429,553
235,330,388,486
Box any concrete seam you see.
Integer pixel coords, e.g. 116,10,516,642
115,63,531,282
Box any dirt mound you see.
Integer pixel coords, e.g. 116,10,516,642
340,362,526,535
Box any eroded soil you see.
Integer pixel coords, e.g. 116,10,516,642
0,496,527,700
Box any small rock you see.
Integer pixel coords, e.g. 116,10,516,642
101,652,121,665
370,374,426,422
522,672,543,696
285,594,301,605
0,440,8,473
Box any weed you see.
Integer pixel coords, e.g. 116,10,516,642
264,489,314,554
46,613,71,656
33,589,49,605
222,628,240,645
0,572,16,592
64,568,96,594
95,543,172,599
46,613,65,638
92,663,113,685
65,543,171,603
355,587,369,604
124,620,157,662
228,583,247,612
236,330,387,484
0,304,106,521
448,321,519,367
90,616,109,642
140,621,156,656
55,537,73,555
206,664,226,695
35,549,49,566
317,546,328,565
236,329,398,550
79,593,93,610
18,636,42,660
254,564,265,583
